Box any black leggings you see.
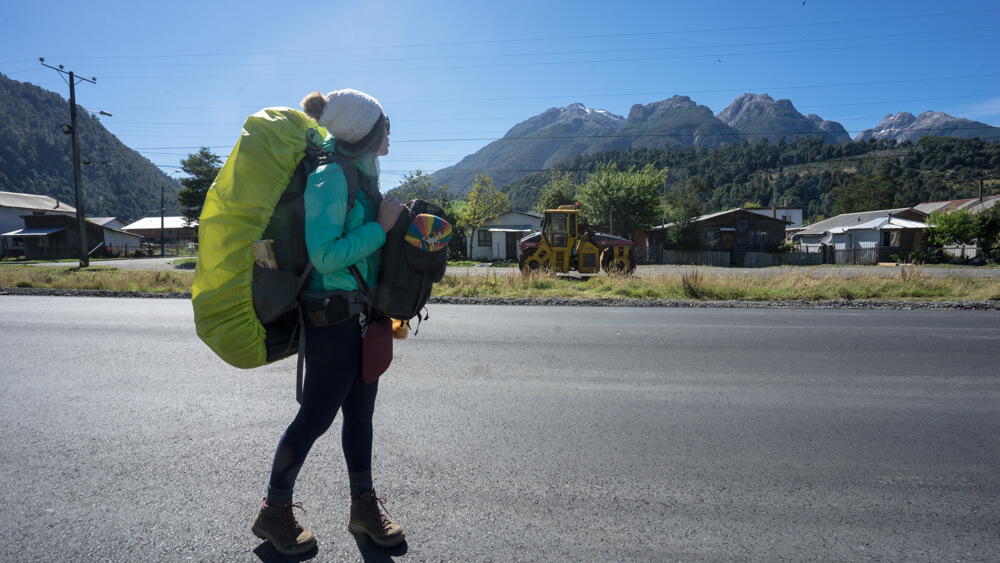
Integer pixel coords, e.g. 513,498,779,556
268,315,379,491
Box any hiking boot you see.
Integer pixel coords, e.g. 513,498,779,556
251,498,317,555
347,491,405,547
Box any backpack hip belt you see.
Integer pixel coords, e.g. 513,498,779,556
299,288,369,328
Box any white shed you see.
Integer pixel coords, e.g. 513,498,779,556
469,211,543,261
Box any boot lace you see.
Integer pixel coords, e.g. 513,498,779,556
271,501,306,532
368,495,394,527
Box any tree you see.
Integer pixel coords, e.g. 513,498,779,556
926,209,980,249
831,173,898,216
177,147,222,226
391,170,451,207
662,177,705,251
392,170,467,259
458,175,511,257
576,163,665,238
534,172,577,212
976,204,1000,259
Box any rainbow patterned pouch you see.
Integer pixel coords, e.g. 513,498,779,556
404,214,452,252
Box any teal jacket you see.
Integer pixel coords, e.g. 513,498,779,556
304,136,385,292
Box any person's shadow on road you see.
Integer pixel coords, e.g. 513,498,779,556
252,542,318,562
352,535,408,562
252,538,408,562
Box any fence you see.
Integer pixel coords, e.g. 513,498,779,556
834,247,878,265
662,250,730,267
942,245,980,259
634,245,655,264
743,251,824,268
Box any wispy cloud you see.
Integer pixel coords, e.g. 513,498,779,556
952,96,1000,125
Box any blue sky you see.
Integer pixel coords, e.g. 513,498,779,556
3,1,998,192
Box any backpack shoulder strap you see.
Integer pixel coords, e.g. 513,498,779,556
313,152,359,215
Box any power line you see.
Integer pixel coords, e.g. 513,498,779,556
88,75,1000,111
118,124,1000,155
33,25,999,70
23,7,1000,60
85,32,998,79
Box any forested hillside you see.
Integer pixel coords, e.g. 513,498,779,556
0,73,180,221
502,135,1000,223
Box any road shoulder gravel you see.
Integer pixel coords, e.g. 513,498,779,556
3,287,999,310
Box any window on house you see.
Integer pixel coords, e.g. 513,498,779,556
782,214,792,224
478,230,492,247
883,231,900,247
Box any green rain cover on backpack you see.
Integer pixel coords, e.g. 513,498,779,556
192,107,322,369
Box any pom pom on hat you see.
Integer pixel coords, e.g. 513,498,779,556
312,89,383,144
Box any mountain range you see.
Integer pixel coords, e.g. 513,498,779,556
433,93,998,196
2,71,998,220
0,73,180,222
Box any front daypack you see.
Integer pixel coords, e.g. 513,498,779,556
372,199,451,326
193,106,450,372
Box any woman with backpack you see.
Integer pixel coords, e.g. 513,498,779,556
250,89,406,555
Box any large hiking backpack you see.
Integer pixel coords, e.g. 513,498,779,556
194,107,315,369
193,107,450,370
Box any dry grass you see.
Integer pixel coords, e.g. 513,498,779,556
432,266,1000,302
0,266,193,293
2,264,999,302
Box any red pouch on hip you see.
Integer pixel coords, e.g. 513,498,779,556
362,316,393,384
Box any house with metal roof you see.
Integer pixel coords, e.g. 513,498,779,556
648,208,789,266
793,208,929,263
122,216,198,246
913,194,999,259
0,191,77,258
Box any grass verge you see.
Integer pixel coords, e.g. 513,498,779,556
2,264,999,302
0,266,193,294
433,267,1000,302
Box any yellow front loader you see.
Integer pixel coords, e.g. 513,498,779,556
518,205,637,275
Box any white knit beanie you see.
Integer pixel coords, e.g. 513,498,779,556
316,89,384,143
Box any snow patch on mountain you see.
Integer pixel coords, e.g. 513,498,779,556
854,111,999,142
505,103,624,138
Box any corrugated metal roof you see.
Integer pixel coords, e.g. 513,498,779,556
829,216,928,233
123,216,196,230
90,217,123,226
2,227,67,237
0,191,76,213
648,208,788,231
797,208,917,236
914,195,1000,215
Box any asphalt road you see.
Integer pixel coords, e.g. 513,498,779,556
1,297,998,562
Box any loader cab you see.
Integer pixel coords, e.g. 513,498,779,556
542,206,578,250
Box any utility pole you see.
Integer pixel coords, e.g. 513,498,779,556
40,58,97,268
161,185,166,257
